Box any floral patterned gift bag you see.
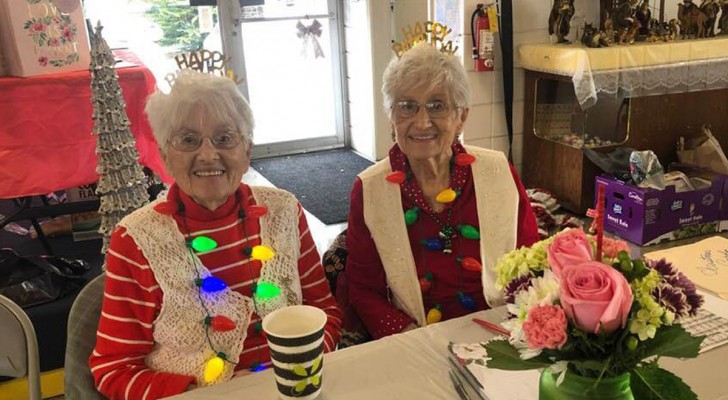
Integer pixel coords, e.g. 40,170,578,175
0,0,90,77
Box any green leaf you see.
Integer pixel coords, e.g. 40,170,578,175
292,365,307,377
640,325,703,359
294,380,307,393
484,340,551,371
631,366,698,400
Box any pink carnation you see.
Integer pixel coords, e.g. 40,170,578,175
523,305,568,350
602,237,630,259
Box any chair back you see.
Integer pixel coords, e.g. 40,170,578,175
64,274,106,400
0,294,41,400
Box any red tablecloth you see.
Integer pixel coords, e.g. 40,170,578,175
0,53,170,199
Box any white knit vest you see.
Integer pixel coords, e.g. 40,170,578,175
118,186,303,385
359,146,518,326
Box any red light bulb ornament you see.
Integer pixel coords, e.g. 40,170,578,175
454,153,476,166
385,171,407,184
419,272,433,294
246,205,268,218
204,315,236,332
457,256,483,272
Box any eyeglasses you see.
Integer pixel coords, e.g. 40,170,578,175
392,100,456,119
168,131,242,152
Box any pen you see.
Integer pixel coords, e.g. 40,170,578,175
449,368,471,400
472,318,510,337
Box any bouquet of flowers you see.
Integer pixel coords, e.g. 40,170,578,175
486,228,705,399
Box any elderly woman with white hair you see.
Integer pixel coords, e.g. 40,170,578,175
344,43,539,341
89,71,341,400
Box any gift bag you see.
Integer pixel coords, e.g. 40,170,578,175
0,0,90,77
677,125,728,175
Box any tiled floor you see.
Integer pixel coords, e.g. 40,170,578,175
243,167,347,257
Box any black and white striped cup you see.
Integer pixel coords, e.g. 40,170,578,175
262,305,327,400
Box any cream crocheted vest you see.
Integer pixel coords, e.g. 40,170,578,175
359,146,518,326
118,186,302,385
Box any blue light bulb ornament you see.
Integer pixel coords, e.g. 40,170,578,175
457,291,476,311
196,276,227,293
420,237,444,251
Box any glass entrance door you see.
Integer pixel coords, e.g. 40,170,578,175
220,0,346,159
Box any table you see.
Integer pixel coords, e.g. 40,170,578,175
0,50,169,199
170,293,728,400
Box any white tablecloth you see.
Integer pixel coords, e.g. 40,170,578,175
170,299,728,400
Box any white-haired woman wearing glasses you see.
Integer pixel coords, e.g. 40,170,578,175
90,71,341,400
343,43,538,342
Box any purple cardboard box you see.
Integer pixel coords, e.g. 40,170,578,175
596,175,723,246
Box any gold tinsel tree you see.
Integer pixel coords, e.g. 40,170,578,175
89,23,149,252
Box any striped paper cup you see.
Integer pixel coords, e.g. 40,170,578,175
262,305,327,400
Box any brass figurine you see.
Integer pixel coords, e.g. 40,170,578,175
719,0,728,34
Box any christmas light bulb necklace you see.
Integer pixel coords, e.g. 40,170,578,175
388,146,482,324
177,191,280,382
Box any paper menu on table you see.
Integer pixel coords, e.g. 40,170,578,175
644,235,728,299
448,341,539,400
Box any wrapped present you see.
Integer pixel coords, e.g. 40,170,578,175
0,0,90,77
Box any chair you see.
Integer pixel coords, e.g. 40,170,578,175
321,230,371,348
0,294,42,400
64,275,106,399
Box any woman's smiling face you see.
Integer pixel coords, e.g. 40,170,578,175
162,105,249,210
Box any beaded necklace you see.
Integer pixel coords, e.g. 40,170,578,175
386,144,482,324
165,189,278,382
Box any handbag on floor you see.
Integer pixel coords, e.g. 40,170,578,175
0,249,89,308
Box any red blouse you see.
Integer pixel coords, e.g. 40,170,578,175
346,144,539,339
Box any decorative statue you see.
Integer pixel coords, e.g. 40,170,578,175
700,0,720,37
636,0,652,36
678,0,708,38
612,0,640,31
618,18,642,43
549,0,575,43
719,0,728,34
581,22,600,47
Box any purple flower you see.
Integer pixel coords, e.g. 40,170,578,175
504,274,534,304
648,259,704,318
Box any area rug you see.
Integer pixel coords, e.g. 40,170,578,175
251,149,374,224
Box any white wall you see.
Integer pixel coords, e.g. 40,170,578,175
344,0,600,167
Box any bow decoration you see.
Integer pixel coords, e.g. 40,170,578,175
296,19,325,59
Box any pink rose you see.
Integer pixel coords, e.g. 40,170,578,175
31,22,45,33
560,261,633,334
523,305,568,350
602,237,630,259
547,228,593,278
38,56,48,66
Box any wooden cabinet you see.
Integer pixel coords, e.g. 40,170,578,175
522,69,728,214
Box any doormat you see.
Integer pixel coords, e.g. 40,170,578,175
251,149,374,225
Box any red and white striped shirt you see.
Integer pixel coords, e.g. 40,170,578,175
90,184,342,400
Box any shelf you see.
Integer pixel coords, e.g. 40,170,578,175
519,38,728,108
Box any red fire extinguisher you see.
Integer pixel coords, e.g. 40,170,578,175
471,4,494,72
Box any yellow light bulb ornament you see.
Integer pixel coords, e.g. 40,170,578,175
435,188,457,203
204,353,226,383
426,304,442,325
246,245,275,261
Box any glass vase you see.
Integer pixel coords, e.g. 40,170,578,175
539,369,634,400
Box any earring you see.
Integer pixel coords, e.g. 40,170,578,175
391,129,396,142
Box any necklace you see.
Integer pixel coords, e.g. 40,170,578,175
173,191,279,381
387,145,482,324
